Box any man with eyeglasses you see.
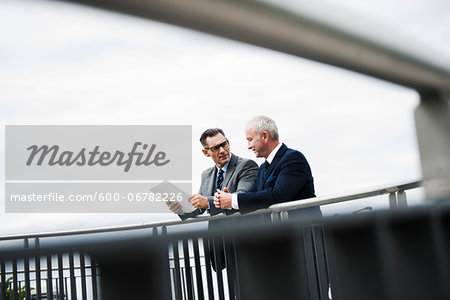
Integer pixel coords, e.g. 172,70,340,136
166,128,258,281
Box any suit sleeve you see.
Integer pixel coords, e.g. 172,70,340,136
234,159,258,193
178,170,209,220
209,158,258,215
237,152,311,213
207,195,222,215
178,208,205,220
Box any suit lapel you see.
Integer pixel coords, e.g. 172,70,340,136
263,143,287,183
206,167,217,196
258,167,265,190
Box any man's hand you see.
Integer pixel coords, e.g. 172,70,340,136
213,190,221,208
189,194,208,209
166,200,183,214
214,187,232,209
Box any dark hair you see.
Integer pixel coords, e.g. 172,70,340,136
200,128,225,147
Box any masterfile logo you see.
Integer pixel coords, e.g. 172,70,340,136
5,125,192,213
6,125,191,180
26,142,170,172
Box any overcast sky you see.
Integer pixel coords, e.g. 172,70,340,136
1,0,449,235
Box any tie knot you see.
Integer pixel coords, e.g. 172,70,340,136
219,169,224,175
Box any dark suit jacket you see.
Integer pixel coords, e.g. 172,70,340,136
237,143,321,219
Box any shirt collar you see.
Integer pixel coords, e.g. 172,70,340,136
266,143,282,164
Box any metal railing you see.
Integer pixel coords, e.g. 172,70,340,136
0,179,423,242
0,251,97,300
270,179,422,215
0,179,423,300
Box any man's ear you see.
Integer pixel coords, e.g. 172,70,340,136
261,131,269,143
202,149,210,157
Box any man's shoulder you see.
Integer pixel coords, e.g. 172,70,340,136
285,147,303,156
281,145,308,162
201,165,216,177
232,154,258,169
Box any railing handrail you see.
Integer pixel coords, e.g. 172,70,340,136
269,178,422,212
0,179,422,241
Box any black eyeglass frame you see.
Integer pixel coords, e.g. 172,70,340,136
204,139,229,152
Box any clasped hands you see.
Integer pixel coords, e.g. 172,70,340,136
214,188,232,209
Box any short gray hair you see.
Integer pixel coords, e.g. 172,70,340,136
247,115,279,141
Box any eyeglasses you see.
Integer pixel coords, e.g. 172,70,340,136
205,139,229,152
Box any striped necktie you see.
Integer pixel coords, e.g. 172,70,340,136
216,169,224,190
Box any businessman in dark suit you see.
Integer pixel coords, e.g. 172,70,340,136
167,128,258,273
214,116,321,220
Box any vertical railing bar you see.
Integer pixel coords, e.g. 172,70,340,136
211,237,225,300
12,259,18,300
321,229,336,300
224,237,237,300
225,236,241,300
160,226,174,300
91,259,99,300
46,254,53,300
397,190,408,207
389,192,398,209
312,226,330,300
375,220,397,300
79,252,88,300
23,239,32,300
310,227,323,300
322,226,333,300
35,238,42,300
8,281,12,300
270,212,281,222
161,226,167,236
303,227,320,300
55,278,59,299
68,252,77,300
192,238,205,300
168,268,174,299
202,237,214,300
281,210,289,221
180,266,187,300
172,240,183,300
64,277,69,300
170,268,177,300
1,258,6,300
182,239,194,300
57,253,64,300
